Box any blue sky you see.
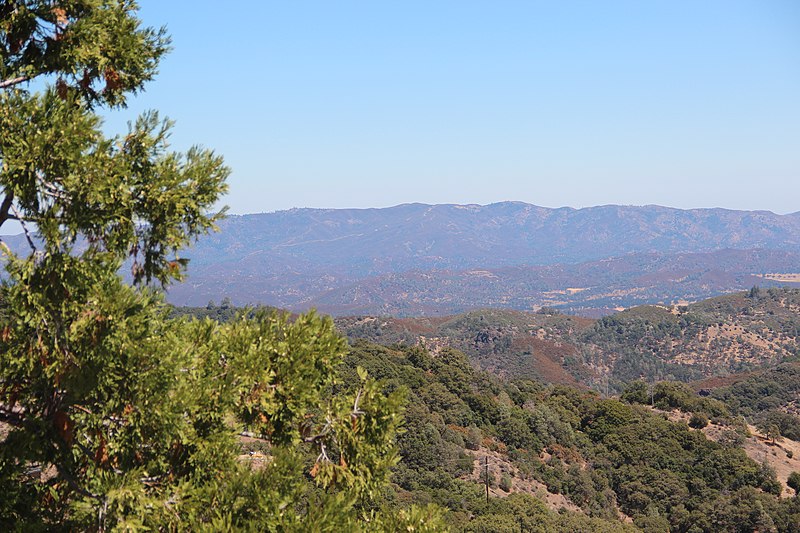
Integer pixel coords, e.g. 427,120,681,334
103,1,800,214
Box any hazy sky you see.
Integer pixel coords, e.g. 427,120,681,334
102,1,800,214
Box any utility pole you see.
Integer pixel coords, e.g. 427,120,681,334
484,456,489,502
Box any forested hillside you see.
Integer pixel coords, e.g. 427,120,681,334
582,288,800,385
178,203,800,281
341,340,800,531
336,288,800,392
163,288,800,531
336,308,594,384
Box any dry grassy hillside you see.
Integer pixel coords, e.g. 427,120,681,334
337,288,800,392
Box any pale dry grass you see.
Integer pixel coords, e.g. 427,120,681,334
464,446,583,513
756,273,800,283
660,409,800,498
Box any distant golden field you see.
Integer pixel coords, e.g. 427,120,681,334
755,273,800,283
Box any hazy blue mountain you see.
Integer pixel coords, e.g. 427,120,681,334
5,203,800,313
161,203,800,313
182,203,800,275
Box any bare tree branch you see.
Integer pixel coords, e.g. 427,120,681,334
36,174,68,200
10,204,37,253
316,441,330,464
303,419,332,444
351,388,364,417
0,192,14,227
56,463,101,500
0,75,30,89
0,405,25,427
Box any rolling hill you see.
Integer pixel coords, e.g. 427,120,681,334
309,248,800,317
335,288,800,390
161,203,800,314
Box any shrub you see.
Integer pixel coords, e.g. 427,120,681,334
689,412,709,429
788,472,800,496
465,426,483,451
500,473,513,493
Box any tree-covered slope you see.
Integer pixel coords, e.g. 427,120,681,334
336,288,800,392
125,203,800,313
580,287,800,385
305,249,800,317
170,295,800,530
336,308,595,385
344,340,800,532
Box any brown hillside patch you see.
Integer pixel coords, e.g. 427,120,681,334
691,370,760,391
238,434,272,470
392,316,450,335
556,315,596,330
700,324,777,351
703,422,800,498
510,337,581,386
392,318,435,335
464,446,583,513
670,323,791,371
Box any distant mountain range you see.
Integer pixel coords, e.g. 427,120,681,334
164,203,800,315
5,202,799,315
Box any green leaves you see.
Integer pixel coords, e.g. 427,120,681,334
0,3,423,530
0,274,412,529
312,370,405,501
1,1,170,107
211,310,406,511
225,310,346,445
0,88,229,284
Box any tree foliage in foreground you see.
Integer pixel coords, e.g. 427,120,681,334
0,2,441,530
